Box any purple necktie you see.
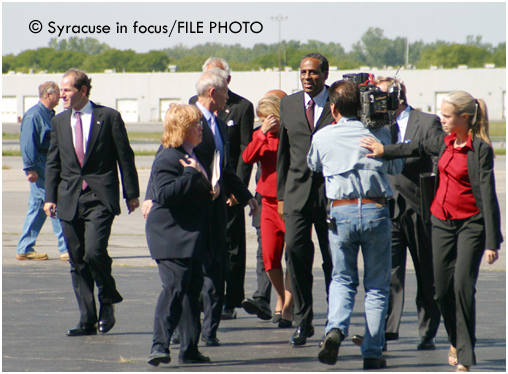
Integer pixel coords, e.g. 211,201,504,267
75,112,87,189
306,99,315,130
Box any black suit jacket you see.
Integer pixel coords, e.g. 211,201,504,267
190,90,254,186
388,107,443,215
145,114,253,207
146,146,212,260
45,102,139,221
276,89,333,214
194,115,253,206
384,134,503,250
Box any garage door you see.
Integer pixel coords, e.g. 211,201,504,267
117,99,139,123
2,96,18,123
160,98,182,121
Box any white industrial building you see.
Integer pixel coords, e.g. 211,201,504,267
2,67,506,123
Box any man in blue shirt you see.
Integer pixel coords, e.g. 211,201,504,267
17,81,68,261
308,80,403,369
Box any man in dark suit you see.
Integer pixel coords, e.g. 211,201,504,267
190,57,255,320
192,69,259,346
276,53,334,347
377,77,442,349
44,69,140,336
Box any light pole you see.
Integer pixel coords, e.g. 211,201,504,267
271,14,287,89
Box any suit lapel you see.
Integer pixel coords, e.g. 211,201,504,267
84,103,103,165
315,99,331,131
404,108,419,141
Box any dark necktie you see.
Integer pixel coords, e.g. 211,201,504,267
75,112,88,189
306,99,315,130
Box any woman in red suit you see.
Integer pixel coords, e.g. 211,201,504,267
243,94,294,328
361,91,502,372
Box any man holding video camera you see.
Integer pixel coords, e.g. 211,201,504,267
308,79,403,369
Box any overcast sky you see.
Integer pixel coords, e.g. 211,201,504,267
2,1,506,56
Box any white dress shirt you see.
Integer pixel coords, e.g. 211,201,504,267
304,87,329,128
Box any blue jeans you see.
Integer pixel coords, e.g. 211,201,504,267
326,201,392,358
17,178,67,255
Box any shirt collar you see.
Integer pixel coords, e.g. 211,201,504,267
196,101,213,123
72,100,92,116
304,86,328,107
397,105,411,122
444,132,474,151
37,101,53,115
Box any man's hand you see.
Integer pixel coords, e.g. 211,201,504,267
278,200,285,222
127,198,140,214
485,249,499,265
211,184,220,200
226,194,238,207
44,202,57,218
141,199,153,219
246,198,259,217
26,170,38,183
360,137,385,158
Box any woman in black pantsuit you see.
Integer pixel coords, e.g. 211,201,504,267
146,104,217,366
362,91,502,372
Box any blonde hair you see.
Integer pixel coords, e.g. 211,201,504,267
256,94,281,121
161,103,202,148
442,91,490,145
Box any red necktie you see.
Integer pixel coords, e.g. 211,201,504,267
75,112,88,190
306,99,315,130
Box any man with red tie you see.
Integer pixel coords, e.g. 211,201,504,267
44,69,140,337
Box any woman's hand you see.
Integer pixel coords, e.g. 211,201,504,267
261,114,278,134
180,157,200,171
485,249,499,265
360,137,385,158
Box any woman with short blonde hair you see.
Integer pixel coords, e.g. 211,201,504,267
161,103,203,148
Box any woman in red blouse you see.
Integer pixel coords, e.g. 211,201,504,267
361,91,502,372
242,94,294,328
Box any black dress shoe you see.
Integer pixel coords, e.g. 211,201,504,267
241,298,272,320
417,337,436,350
201,336,221,346
179,352,211,364
363,356,387,369
66,323,97,336
170,331,181,345
221,307,237,320
98,304,115,333
148,351,171,366
278,319,293,328
290,325,314,347
318,329,344,365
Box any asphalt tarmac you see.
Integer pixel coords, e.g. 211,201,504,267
2,154,506,372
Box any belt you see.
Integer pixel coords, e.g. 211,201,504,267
332,197,386,207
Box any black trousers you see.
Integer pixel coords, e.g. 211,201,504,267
431,213,486,367
224,203,247,309
385,201,440,340
284,188,332,329
201,199,227,339
60,188,120,325
152,258,203,358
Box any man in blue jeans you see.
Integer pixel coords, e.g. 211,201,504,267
17,81,68,261
307,80,403,369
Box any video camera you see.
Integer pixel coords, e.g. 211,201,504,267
342,72,399,129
